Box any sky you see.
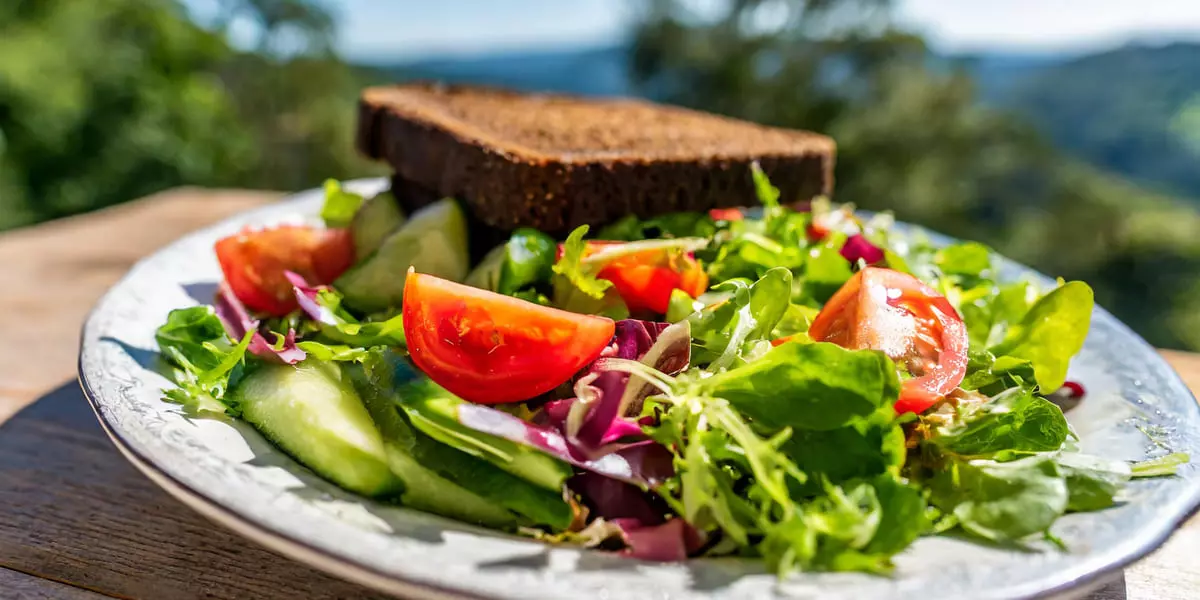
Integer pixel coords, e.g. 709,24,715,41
187,0,1200,61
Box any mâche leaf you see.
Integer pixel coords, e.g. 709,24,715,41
932,388,1069,457
990,281,1094,391
935,242,992,278
930,455,1068,542
697,342,900,431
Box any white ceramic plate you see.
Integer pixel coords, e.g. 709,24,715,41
80,178,1200,599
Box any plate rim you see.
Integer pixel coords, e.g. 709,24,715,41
77,177,1200,600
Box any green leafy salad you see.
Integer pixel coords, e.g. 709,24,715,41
155,166,1187,574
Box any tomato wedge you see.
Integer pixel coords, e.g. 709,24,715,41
708,208,744,222
403,271,616,404
215,225,355,316
559,240,709,314
808,267,968,414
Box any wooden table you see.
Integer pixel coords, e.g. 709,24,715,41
0,189,1195,599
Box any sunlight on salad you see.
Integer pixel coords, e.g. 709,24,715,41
154,166,1188,575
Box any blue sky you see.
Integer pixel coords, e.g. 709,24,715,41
187,0,1200,60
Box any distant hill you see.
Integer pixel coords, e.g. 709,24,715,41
984,43,1200,198
362,42,1200,199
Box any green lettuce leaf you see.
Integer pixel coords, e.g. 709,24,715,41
959,281,1037,350
930,455,1068,542
934,242,992,278
551,225,613,300
780,406,906,496
320,179,365,228
644,391,804,549
155,306,253,416
1131,452,1190,477
696,342,900,431
295,341,370,362
761,475,928,575
300,285,407,348
685,267,792,369
989,281,1094,391
799,233,854,304
932,388,1069,457
1056,452,1130,511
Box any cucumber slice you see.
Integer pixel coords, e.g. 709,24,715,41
350,191,406,261
397,378,573,493
233,360,402,497
336,198,470,313
356,371,569,529
354,353,572,529
354,369,516,527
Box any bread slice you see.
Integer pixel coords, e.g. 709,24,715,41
357,82,835,235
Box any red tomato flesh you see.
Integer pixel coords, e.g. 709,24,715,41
403,272,616,404
215,225,355,316
709,208,744,221
808,267,968,414
558,240,709,314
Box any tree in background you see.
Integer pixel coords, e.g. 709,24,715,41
631,0,1200,350
0,0,377,231
0,0,253,227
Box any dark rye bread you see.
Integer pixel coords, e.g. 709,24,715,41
357,82,836,235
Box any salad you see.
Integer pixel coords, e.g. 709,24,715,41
156,167,1186,574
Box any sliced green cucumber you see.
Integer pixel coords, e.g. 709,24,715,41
350,191,405,262
354,353,571,529
336,198,470,313
233,360,402,497
397,378,573,493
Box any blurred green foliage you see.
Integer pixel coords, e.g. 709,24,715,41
631,0,1200,351
2,0,1199,351
997,43,1200,199
0,0,379,230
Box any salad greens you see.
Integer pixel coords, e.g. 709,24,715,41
155,168,1189,577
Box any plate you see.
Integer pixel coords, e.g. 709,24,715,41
79,178,1200,599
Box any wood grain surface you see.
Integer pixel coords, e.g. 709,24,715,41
0,189,1194,598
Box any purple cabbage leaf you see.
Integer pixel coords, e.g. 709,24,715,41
214,281,306,364
556,319,691,458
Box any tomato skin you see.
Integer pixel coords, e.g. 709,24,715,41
403,272,617,404
215,225,355,316
809,267,968,414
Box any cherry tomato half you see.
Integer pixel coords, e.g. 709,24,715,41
808,267,968,414
403,272,616,404
558,241,709,314
215,225,355,316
